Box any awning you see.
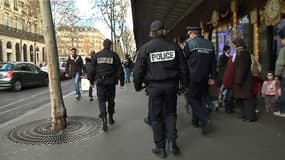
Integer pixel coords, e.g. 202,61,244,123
131,0,205,48
131,0,266,49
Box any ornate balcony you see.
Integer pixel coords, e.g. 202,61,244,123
0,24,44,43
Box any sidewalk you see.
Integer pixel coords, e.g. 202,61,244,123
0,83,285,160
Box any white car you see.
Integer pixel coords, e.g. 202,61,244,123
41,62,67,80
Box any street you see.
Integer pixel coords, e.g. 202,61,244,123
0,82,285,160
0,79,74,125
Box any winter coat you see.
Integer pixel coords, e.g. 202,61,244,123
65,54,86,78
223,57,235,89
261,79,281,96
275,47,285,78
233,47,254,99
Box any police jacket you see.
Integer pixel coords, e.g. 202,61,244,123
183,36,217,84
133,37,188,91
90,48,124,86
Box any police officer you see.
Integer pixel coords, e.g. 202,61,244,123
183,26,216,135
90,39,124,132
133,20,187,158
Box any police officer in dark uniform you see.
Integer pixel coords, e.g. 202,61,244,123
183,27,216,135
133,20,188,158
90,39,124,132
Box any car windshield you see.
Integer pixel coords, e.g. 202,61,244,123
0,63,14,71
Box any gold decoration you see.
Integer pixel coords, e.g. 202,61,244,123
264,0,282,25
250,9,258,24
211,10,219,27
281,0,285,14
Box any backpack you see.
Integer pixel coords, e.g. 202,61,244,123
250,54,262,76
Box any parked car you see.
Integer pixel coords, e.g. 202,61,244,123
40,62,68,80
0,62,49,91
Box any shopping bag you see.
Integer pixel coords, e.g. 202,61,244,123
81,78,90,91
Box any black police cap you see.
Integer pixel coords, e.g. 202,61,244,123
186,26,202,35
150,20,165,32
103,39,112,47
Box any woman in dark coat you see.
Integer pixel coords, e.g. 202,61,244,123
232,38,256,122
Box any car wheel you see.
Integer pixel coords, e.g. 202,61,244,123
13,80,22,91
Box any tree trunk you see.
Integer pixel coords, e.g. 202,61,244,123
39,0,67,130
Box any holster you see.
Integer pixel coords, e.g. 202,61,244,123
95,74,115,86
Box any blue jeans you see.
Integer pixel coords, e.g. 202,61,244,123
73,72,81,96
224,89,234,112
124,68,131,82
280,79,285,113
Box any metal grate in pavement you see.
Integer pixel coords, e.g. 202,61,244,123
7,116,102,145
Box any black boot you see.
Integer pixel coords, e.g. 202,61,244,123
201,120,212,135
168,141,181,155
191,120,200,128
109,113,115,125
101,114,108,131
144,116,150,126
152,145,167,158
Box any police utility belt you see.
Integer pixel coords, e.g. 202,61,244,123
95,74,113,85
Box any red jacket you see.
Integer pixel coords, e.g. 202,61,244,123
223,57,235,89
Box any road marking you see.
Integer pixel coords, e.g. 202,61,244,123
0,90,48,110
0,91,74,129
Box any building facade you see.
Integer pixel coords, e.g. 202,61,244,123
56,26,106,58
0,0,46,64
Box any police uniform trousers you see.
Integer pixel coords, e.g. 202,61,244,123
148,81,177,148
97,84,116,117
186,82,209,125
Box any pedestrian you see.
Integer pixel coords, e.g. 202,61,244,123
133,20,187,158
223,56,236,114
274,26,285,117
85,56,95,101
218,45,235,113
122,54,133,83
261,71,281,112
232,38,256,122
90,39,124,132
65,48,86,100
183,26,216,134
217,45,231,87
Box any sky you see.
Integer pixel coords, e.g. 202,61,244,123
74,0,133,39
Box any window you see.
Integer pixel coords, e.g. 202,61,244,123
42,48,46,62
16,64,31,71
5,13,9,26
0,63,14,71
0,41,3,62
13,16,17,28
6,42,12,49
4,0,10,7
34,23,37,33
7,53,12,61
30,45,34,62
27,63,39,73
14,0,18,10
